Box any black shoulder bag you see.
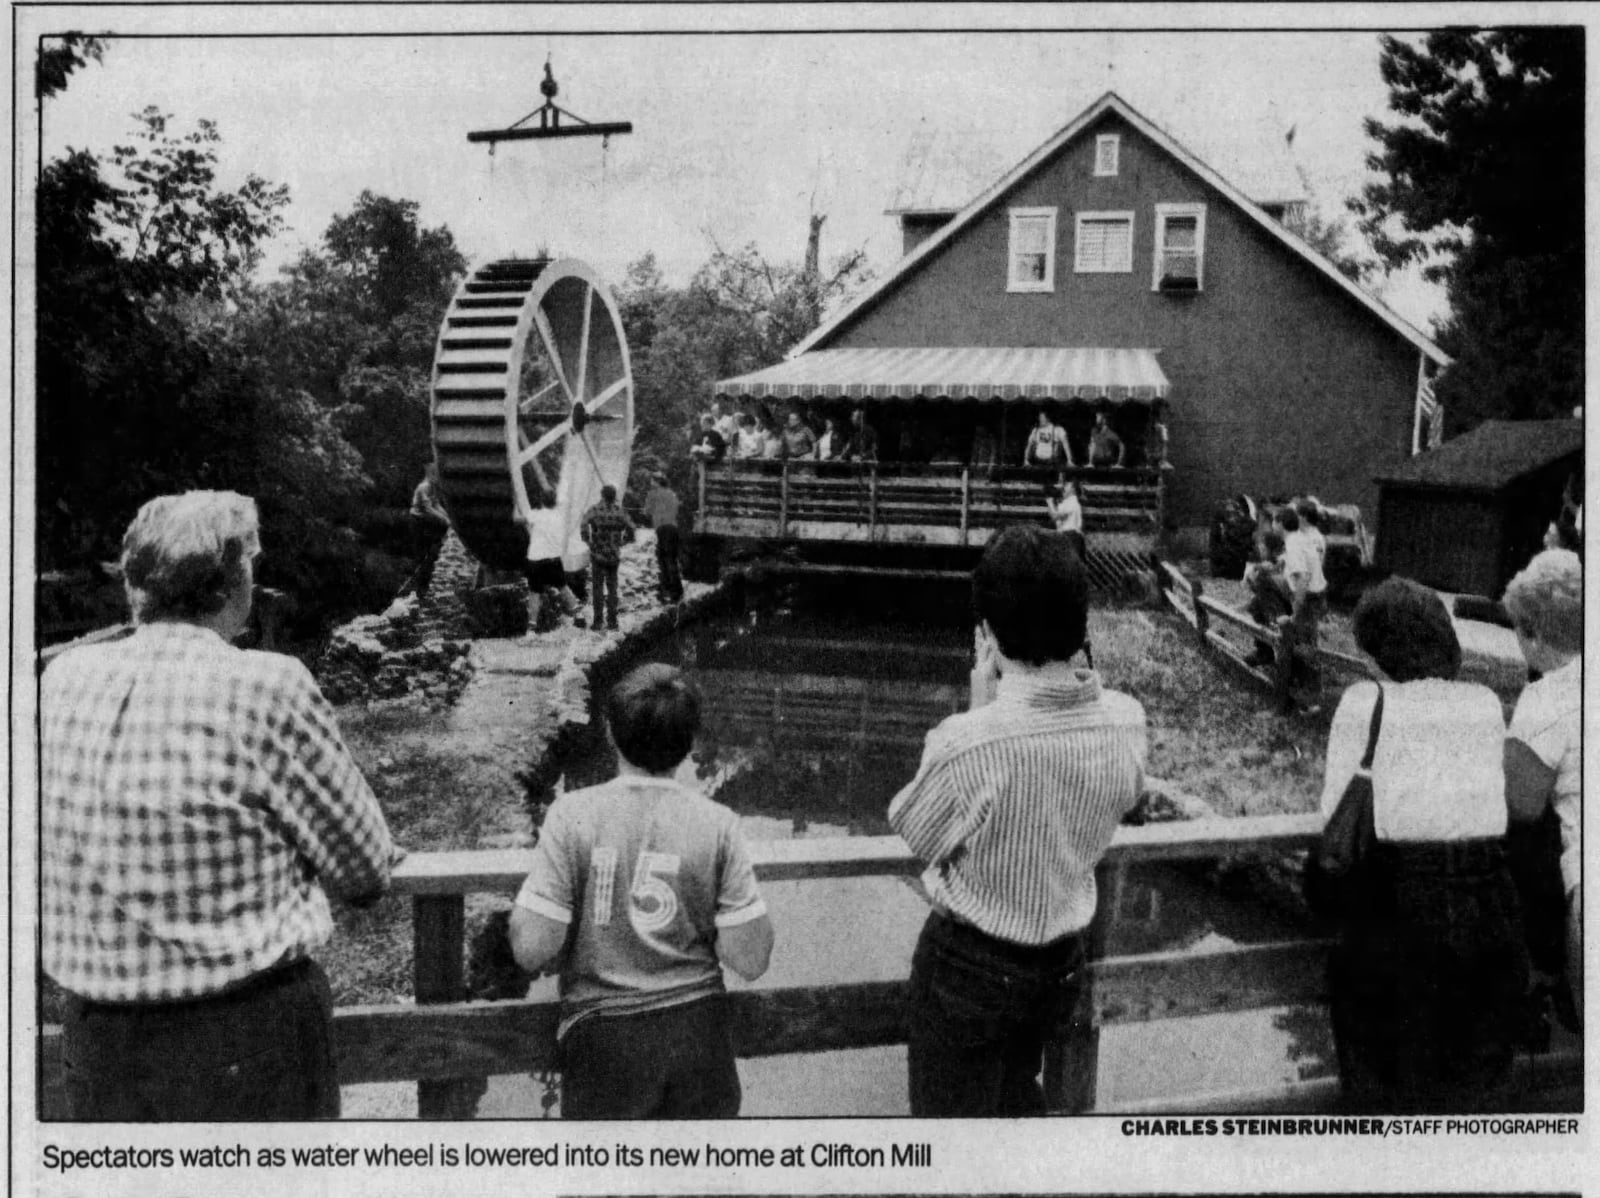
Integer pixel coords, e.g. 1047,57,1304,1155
1304,686,1384,922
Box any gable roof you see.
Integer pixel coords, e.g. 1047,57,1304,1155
797,91,1448,365
1374,419,1583,494
887,102,1307,217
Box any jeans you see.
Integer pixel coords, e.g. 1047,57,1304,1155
655,525,683,601
559,995,740,1119
591,559,620,628
906,910,1086,1116
59,958,339,1121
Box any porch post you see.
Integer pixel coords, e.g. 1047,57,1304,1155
779,459,790,537
959,468,971,546
868,464,879,541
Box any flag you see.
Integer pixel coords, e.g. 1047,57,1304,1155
1417,371,1444,450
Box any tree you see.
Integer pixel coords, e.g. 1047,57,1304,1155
614,237,873,505
35,109,379,641
1281,204,1378,286
37,33,106,99
272,192,467,506
1353,30,1583,429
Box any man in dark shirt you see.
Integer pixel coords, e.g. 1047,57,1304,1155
1088,411,1125,468
781,410,817,460
689,415,727,465
407,463,451,596
580,485,636,631
842,408,878,463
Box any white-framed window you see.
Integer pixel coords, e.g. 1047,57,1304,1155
1074,211,1134,273
1153,202,1206,291
1094,134,1120,177
1007,207,1057,292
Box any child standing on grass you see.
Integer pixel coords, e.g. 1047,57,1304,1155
510,664,774,1118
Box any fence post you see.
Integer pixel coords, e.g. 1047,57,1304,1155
413,894,483,1119
1191,576,1210,648
1275,624,1297,713
1046,858,1123,1113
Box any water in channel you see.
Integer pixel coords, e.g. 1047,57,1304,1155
550,577,1333,1115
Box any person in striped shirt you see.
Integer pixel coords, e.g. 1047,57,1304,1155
889,525,1147,1116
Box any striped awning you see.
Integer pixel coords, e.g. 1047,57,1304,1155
714,347,1170,402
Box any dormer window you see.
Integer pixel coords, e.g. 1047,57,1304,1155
1094,134,1120,177
1007,208,1056,292
1153,203,1206,292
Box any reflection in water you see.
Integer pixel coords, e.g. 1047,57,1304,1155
568,585,973,835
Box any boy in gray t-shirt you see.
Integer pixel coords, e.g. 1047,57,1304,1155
511,664,773,1118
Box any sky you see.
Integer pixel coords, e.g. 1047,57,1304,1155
28,7,1453,331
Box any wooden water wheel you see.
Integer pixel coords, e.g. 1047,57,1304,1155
430,257,634,570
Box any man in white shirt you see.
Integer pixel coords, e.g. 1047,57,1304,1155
1276,506,1328,679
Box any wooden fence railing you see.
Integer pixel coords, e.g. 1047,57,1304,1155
1157,561,1375,714
39,814,1580,1118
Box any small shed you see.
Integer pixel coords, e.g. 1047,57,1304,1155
1373,419,1583,597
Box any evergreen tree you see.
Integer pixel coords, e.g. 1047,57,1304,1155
1353,29,1583,430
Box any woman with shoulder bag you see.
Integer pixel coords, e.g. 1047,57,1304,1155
1307,577,1529,1112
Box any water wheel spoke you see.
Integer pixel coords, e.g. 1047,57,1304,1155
517,421,571,465
572,283,594,406
583,376,629,416
531,310,576,407
518,379,564,416
575,429,606,478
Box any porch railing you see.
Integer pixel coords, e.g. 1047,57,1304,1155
696,461,1164,547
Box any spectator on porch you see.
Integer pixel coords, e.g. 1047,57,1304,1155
781,410,817,460
842,408,878,464
711,401,738,444
1316,577,1529,1112
815,416,844,462
41,491,396,1119
1502,549,1582,1027
732,412,766,461
890,526,1144,1115
1087,410,1125,468
510,664,773,1118
689,414,727,464
1144,400,1171,469
1023,410,1073,469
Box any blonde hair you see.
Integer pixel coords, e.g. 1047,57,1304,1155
121,491,259,622
1503,548,1582,653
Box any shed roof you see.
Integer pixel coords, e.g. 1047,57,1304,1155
1374,420,1584,494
